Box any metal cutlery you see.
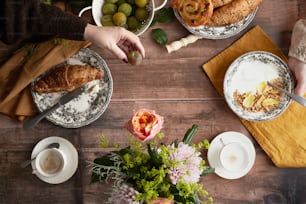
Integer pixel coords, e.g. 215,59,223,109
23,85,85,129
267,81,306,107
20,142,60,168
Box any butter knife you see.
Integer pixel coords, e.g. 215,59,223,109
23,86,85,129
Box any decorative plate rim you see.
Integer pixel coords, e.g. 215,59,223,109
223,51,294,122
31,48,113,128
174,7,258,39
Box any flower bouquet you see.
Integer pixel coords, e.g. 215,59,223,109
90,109,214,204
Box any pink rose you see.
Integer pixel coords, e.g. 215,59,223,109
125,109,164,142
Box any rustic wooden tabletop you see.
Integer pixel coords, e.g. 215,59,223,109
1,0,306,203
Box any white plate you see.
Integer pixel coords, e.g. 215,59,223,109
31,136,78,184
31,48,113,128
174,8,258,39
207,131,256,179
224,51,294,122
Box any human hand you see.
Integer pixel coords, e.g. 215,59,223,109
84,24,145,63
288,56,306,96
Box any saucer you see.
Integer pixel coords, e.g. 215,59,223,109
207,131,256,179
31,136,78,184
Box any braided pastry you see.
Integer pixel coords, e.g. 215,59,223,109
173,0,213,26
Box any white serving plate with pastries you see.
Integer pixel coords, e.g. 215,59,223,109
31,48,113,128
223,51,294,122
174,8,258,39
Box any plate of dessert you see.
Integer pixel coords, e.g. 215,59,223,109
31,48,113,128
173,0,262,39
223,51,294,122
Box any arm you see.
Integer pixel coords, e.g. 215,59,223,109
0,0,145,62
288,19,306,96
0,0,87,44
83,24,145,62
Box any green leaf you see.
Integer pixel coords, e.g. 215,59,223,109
91,147,131,182
173,139,179,148
155,7,175,23
151,28,168,45
183,124,199,144
91,153,115,182
150,7,175,27
201,167,215,176
98,135,109,148
193,193,201,204
147,143,163,166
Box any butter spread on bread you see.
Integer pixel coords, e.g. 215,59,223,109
34,64,103,94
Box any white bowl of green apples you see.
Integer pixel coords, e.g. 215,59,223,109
79,0,167,36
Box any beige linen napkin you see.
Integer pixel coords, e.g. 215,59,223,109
203,25,306,167
0,39,91,121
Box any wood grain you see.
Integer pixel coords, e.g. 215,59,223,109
1,0,306,203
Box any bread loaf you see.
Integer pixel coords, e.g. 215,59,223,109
211,0,233,8
207,0,263,26
34,64,103,94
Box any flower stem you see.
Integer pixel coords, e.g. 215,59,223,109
183,124,199,144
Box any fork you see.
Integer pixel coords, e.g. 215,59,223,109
267,81,306,107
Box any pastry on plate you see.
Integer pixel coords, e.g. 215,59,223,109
207,0,263,26
172,0,214,26
211,0,233,8
34,64,103,94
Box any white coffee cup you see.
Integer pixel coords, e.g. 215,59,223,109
33,148,66,177
219,142,249,172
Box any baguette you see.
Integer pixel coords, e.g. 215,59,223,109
207,0,263,26
211,0,233,8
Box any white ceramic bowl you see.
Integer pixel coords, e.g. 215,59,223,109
223,51,295,122
79,0,167,36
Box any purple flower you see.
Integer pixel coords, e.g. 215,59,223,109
167,142,203,184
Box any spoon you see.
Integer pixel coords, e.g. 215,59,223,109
20,142,60,168
266,81,306,107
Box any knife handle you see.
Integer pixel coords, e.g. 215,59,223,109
165,34,202,53
23,104,60,129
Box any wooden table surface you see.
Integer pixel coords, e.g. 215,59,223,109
1,0,306,203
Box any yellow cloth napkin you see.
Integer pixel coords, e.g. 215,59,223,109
0,39,91,121
203,25,306,168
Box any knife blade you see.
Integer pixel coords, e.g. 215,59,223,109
23,85,85,129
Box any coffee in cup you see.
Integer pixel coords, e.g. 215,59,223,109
33,148,66,177
219,142,249,172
